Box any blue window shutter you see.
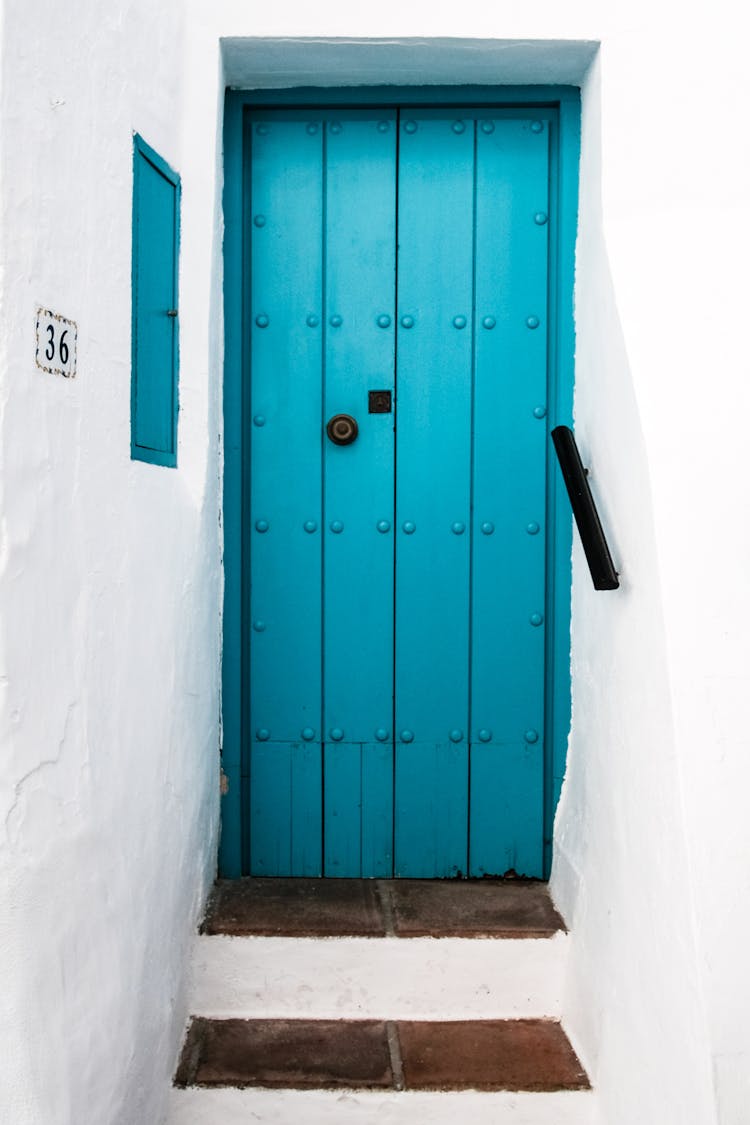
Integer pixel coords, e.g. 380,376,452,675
131,134,180,467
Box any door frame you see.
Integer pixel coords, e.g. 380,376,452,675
221,84,580,878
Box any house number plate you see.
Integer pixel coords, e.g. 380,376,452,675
35,307,78,378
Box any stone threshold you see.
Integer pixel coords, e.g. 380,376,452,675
175,1017,589,1092
203,877,564,938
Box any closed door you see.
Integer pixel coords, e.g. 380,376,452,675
247,107,550,878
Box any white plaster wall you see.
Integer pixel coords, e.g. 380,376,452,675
3,3,750,1124
552,28,750,1125
0,3,221,1124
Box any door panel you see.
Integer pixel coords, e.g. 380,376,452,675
394,113,474,877
248,116,324,873
323,112,397,875
470,117,550,876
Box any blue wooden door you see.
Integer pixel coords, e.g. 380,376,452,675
247,108,550,878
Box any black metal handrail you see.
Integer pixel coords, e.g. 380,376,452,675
551,426,619,591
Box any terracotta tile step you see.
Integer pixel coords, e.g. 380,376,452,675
204,878,564,938
175,1017,589,1092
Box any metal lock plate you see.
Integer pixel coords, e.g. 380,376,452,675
369,390,392,414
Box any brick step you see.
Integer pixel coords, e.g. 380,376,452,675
169,1017,592,1124
176,1016,589,1092
204,877,564,938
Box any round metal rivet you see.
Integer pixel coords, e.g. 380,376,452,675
452,120,466,134
330,314,343,328
534,212,549,226
256,727,270,741
526,521,540,535
481,521,494,535
253,414,266,427
255,519,269,533
400,729,415,743
453,315,467,329
306,122,319,135
330,728,344,741
402,521,416,535
450,729,464,743
400,315,414,329
377,520,391,533
377,314,392,328
253,619,266,632
256,124,268,136
524,729,540,744
255,314,269,328
377,120,390,133
253,214,266,228
478,729,492,743
526,315,540,329
330,520,344,534
482,316,496,330
375,728,390,742
529,613,544,627
530,120,544,134
304,520,318,533
480,120,495,134
306,314,320,328
301,727,315,741
329,121,342,134
451,522,465,535
404,120,418,134
533,405,547,419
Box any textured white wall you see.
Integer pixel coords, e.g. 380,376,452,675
2,2,749,1124
552,25,750,1125
0,3,221,1124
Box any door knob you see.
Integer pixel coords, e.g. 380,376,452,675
326,413,359,446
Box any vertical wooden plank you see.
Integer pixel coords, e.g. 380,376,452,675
325,743,393,877
290,743,324,877
470,116,551,877
360,743,394,877
394,112,474,877
323,111,396,876
323,744,361,876
250,743,292,875
248,112,323,874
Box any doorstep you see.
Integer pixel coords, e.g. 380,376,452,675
204,877,564,938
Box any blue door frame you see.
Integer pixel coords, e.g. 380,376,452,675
221,85,580,879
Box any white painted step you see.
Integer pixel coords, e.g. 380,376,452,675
168,1086,595,1125
187,932,569,1019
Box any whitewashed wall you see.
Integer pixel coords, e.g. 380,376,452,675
0,3,220,1124
2,2,749,1124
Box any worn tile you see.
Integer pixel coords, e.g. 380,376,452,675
180,1018,393,1089
388,879,564,937
398,1019,590,1091
173,1018,208,1087
204,878,385,936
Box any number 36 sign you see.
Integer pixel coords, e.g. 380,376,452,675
35,307,78,378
